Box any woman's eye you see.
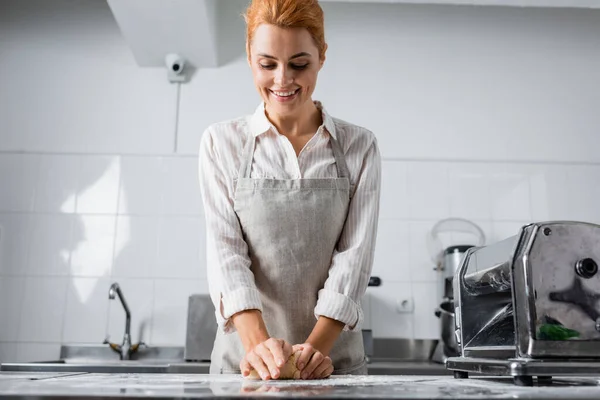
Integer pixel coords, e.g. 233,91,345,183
259,63,308,71
291,64,309,70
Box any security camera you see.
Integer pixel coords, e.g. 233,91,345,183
165,53,186,83
165,53,185,74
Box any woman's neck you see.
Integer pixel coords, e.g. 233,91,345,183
265,100,322,137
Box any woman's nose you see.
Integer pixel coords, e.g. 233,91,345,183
274,66,293,86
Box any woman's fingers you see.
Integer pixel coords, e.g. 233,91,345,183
309,356,333,379
296,343,315,371
301,350,324,379
253,343,280,379
243,339,331,381
240,357,252,377
264,338,287,368
243,338,295,380
321,365,334,379
246,349,272,380
281,340,294,362
292,343,333,379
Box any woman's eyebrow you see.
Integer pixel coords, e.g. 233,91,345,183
257,52,312,60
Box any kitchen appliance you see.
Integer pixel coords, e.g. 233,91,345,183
439,245,474,300
184,294,218,362
428,218,484,364
432,246,474,364
433,298,459,362
428,218,486,304
447,221,600,386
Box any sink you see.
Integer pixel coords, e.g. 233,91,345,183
0,345,210,374
1,360,211,374
0,361,173,374
58,344,184,362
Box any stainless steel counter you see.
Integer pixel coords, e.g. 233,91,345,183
2,372,600,399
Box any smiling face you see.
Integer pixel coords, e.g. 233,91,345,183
248,24,325,118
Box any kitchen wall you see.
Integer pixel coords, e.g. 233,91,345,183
1,0,599,362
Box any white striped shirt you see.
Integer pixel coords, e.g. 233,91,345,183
198,101,381,334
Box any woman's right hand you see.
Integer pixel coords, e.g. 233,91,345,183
292,343,334,380
240,338,293,380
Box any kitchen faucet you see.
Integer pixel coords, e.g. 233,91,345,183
104,282,145,360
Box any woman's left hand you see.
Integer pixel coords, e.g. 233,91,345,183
292,343,334,380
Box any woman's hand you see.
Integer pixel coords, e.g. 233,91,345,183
240,338,293,380
293,343,334,380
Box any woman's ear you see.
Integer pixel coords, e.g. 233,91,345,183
246,42,252,67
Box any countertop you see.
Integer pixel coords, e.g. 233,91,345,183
0,360,451,376
2,372,600,399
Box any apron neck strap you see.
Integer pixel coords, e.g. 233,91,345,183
329,134,350,179
240,135,256,179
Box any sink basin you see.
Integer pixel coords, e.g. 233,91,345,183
1,360,211,374
58,344,185,362
0,344,210,374
0,361,173,374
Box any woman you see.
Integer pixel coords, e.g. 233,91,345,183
198,0,381,381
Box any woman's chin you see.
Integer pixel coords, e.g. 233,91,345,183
264,97,309,116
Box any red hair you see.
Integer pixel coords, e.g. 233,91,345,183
244,0,327,60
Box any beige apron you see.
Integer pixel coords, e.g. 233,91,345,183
210,129,367,375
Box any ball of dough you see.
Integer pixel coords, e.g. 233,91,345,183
245,351,302,380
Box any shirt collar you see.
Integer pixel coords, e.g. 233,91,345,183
248,101,337,139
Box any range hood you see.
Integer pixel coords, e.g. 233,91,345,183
106,0,600,69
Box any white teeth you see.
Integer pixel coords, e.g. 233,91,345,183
272,89,297,97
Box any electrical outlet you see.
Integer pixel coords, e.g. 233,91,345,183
396,297,414,313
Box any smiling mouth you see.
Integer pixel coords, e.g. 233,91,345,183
269,88,300,98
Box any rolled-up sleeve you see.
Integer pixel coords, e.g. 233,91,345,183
198,127,262,334
314,133,382,331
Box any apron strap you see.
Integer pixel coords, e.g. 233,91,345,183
239,130,352,186
239,134,256,179
329,134,350,180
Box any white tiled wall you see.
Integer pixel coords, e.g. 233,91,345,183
1,0,600,362
369,160,600,340
2,154,599,361
0,154,208,362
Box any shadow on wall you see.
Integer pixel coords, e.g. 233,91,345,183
64,156,154,349
52,154,206,354
0,156,152,362
0,156,130,362
61,157,155,350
